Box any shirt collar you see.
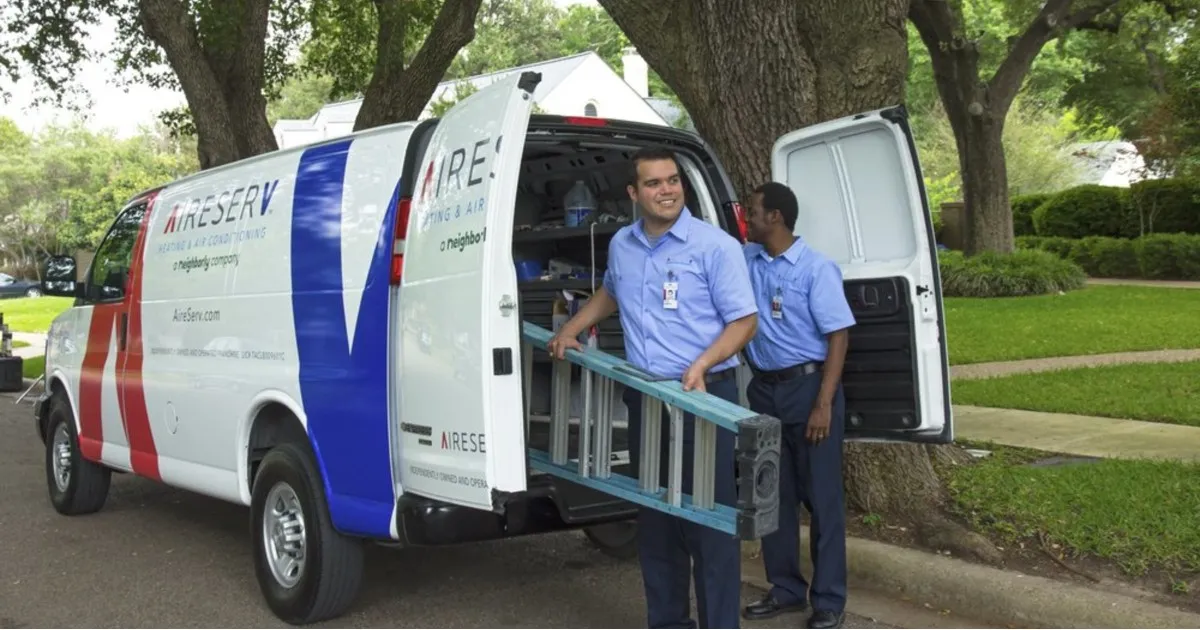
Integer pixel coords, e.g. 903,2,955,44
756,236,808,264
633,207,693,247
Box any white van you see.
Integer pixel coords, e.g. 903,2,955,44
33,70,953,625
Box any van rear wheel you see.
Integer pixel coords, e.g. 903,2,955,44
250,442,364,625
583,521,639,560
45,394,110,515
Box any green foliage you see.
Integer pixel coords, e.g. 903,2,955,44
1032,184,1136,238
0,116,198,276
947,444,1200,578
937,249,1087,298
953,361,1200,429
944,285,1200,364
1010,193,1053,236
1018,233,1200,280
1127,178,1200,234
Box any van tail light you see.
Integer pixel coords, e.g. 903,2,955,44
564,116,608,127
390,197,412,285
730,201,748,242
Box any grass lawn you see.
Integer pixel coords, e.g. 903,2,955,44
0,296,73,333
952,361,1200,427
946,442,1200,581
23,355,43,379
945,285,1200,364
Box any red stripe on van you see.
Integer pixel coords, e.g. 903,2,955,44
77,309,116,462
119,193,161,481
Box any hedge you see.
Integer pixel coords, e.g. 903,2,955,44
939,249,1087,297
1017,233,1200,280
1017,177,1200,240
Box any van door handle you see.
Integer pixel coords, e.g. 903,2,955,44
120,313,128,351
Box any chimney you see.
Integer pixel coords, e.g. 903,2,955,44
621,47,649,98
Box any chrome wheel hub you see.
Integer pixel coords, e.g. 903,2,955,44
262,481,307,588
51,424,72,492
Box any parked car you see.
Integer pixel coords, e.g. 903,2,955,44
0,272,42,298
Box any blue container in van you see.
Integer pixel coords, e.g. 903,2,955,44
564,180,596,227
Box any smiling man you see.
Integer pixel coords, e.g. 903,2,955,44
548,146,758,628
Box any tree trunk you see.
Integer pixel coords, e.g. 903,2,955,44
909,0,1124,254
597,0,986,547
353,0,485,131
137,0,278,170
957,119,1014,254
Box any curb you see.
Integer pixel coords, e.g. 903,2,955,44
740,533,1200,629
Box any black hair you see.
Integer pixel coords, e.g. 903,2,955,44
753,181,798,231
629,146,680,187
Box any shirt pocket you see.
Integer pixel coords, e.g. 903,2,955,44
662,258,709,318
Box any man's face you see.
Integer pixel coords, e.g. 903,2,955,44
627,158,684,223
745,192,775,244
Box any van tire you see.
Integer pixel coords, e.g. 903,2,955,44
250,441,364,625
583,521,639,560
45,394,111,515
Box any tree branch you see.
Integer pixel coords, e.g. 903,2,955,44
988,0,1120,115
354,0,484,131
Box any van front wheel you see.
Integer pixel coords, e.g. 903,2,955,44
45,394,110,515
250,442,364,625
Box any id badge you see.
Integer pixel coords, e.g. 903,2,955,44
770,289,783,319
663,281,679,310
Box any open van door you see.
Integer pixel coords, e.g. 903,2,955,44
771,106,953,444
397,71,541,511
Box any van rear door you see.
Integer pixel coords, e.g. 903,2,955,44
771,107,953,443
396,71,541,512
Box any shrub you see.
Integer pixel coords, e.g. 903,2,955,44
1010,193,1053,237
1127,178,1200,235
938,249,1087,298
1017,233,1200,280
1032,184,1137,239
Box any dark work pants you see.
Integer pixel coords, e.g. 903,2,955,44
746,371,847,614
624,376,741,629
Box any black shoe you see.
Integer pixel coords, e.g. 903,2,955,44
741,594,809,620
807,609,845,629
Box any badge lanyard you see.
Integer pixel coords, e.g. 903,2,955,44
770,285,784,319
663,270,679,310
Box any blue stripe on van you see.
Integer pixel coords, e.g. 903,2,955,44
290,138,401,539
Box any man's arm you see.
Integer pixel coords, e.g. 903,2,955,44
815,327,849,410
805,259,857,441
682,237,759,390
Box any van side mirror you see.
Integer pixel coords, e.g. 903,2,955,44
42,255,82,298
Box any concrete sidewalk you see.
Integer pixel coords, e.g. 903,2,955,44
953,404,1200,463
951,348,1200,380
1087,277,1200,290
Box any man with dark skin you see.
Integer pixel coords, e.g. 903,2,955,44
738,182,854,629
549,146,758,628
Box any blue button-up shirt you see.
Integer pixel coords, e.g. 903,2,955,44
602,210,757,379
743,237,856,370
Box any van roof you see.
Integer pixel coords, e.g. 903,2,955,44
122,114,706,209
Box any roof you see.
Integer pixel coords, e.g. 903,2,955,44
294,52,597,126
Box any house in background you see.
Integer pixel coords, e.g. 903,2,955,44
1064,140,1168,188
273,48,686,150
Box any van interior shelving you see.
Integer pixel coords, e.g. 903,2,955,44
511,131,718,451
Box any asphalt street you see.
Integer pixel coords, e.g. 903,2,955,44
0,389,895,629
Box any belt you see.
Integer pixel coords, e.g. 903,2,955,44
749,361,822,384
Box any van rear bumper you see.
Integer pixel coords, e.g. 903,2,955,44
393,473,637,546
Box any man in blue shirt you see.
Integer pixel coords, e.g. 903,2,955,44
739,182,855,630
549,146,758,629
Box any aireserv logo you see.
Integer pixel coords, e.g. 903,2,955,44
163,179,280,234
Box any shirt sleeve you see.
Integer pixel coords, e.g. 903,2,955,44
602,237,618,296
708,235,759,324
807,258,856,334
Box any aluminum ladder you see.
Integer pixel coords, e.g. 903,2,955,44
521,321,781,540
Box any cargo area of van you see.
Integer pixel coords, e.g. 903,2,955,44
506,120,735,461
